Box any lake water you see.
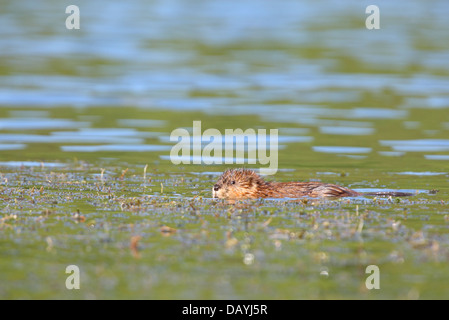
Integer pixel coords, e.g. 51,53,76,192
0,0,449,300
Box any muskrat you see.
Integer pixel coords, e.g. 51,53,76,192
212,169,414,199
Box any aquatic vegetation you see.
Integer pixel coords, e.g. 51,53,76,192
1,0,449,300
0,161,448,299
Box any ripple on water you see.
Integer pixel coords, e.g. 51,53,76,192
312,146,372,154
117,119,166,127
319,126,375,135
405,96,449,109
0,118,90,130
316,172,339,175
0,161,65,167
53,128,161,139
189,168,295,176
0,127,163,144
348,108,407,119
424,155,449,160
160,155,255,164
379,139,449,152
61,145,172,152
392,171,447,176
0,144,26,150
63,128,144,136
190,171,223,176
354,188,429,194
0,89,118,107
159,135,312,145
0,133,143,144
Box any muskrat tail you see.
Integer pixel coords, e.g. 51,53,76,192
363,191,415,197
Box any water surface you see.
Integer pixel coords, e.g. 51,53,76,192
1,0,449,300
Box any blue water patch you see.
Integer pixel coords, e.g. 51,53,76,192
159,135,310,145
312,146,372,154
61,145,172,152
392,171,447,176
0,118,90,130
160,155,255,164
0,144,26,150
424,155,449,160
348,108,407,119
319,126,375,135
0,161,65,167
354,188,428,195
316,172,339,175
405,96,449,109
0,133,143,144
380,139,449,152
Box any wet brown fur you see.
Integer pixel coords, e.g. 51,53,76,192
212,169,359,199
212,169,413,199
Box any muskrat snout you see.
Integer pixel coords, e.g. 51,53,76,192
213,184,220,191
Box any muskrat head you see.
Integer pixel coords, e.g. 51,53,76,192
212,169,265,199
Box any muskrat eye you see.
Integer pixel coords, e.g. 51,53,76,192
231,180,236,185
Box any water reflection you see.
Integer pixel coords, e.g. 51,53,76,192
0,128,163,145
160,155,253,164
0,118,89,130
61,145,171,152
0,161,65,167
405,96,449,109
392,171,447,176
159,135,312,145
348,108,407,119
380,139,449,152
319,126,375,135
355,188,429,195
0,0,448,171
0,133,141,144
0,144,26,150
313,146,372,154
424,155,449,160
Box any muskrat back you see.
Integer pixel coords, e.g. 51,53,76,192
212,169,413,199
